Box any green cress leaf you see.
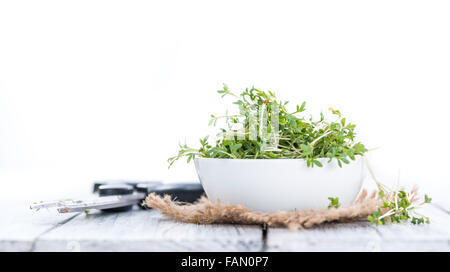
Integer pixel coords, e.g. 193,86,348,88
168,84,368,167
328,197,340,209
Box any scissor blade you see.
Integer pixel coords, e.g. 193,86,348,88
30,199,84,210
31,193,146,213
58,199,140,213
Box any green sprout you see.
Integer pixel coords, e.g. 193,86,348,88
169,84,368,168
328,197,341,209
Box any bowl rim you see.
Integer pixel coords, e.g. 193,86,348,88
194,155,363,162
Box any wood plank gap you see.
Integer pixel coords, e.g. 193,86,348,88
33,209,264,251
30,213,81,252
261,224,268,252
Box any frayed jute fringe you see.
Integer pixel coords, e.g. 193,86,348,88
144,187,418,230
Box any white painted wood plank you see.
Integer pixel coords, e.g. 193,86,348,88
33,208,263,252
0,170,93,252
4,193,449,251
266,221,382,251
0,200,78,252
374,205,450,251
266,205,450,252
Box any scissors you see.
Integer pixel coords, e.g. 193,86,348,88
30,181,205,213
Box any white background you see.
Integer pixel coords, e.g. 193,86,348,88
0,1,449,200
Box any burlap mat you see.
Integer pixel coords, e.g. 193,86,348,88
144,189,408,230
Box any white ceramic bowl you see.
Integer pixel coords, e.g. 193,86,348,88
194,157,365,212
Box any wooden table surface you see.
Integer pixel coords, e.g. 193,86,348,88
1,197,449,252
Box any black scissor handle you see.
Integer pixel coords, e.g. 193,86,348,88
93,180,163,193
136,183,205,209
95,181,205,211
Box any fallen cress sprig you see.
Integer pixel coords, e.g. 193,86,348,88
364,158,432,225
